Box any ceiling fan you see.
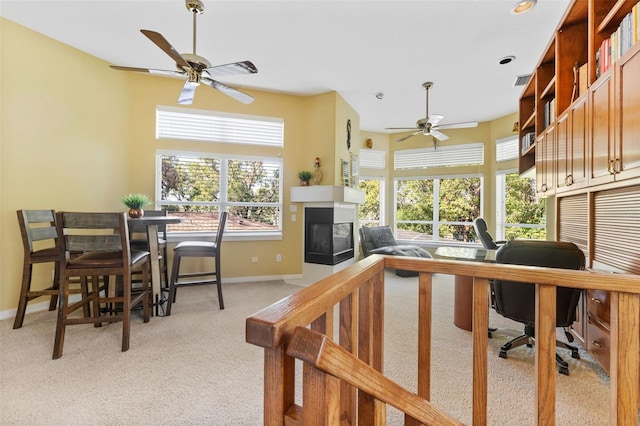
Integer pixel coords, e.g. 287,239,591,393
110,0,257,105
386,82,478,145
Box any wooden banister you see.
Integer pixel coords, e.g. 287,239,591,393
287,326,464,426
246,255,640,425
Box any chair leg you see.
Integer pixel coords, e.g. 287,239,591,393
13,263,33,329
166,254,181,316
52,278,69,360
48,262,61,311
215,256,224,310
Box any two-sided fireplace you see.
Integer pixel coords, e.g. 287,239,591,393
304,207,355,265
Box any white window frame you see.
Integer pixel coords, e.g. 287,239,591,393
394,173,483,246
495,169,545,240
156,150,283,241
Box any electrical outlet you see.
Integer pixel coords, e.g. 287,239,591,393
251,256,258,263
276,254,281,262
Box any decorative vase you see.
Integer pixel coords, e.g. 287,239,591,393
300,180,310,186
128,208,144,218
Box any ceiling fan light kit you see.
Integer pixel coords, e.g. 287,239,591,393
109,0,257,105
386,81,478,147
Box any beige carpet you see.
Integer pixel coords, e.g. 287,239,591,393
0,271,612,425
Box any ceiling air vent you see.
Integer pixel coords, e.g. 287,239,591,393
513,74,531,87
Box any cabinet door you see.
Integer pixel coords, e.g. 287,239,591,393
589,73,614,186
555,111,569,191
569,96,588,189
541,125,555,195
616,44,640,181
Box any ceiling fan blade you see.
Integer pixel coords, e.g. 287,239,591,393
430,129,449,141
427,114,444,126
201,77,254,104
437,121,479,130
205,61,258,77
178,80,196,105
396,131,422,143
109,65,185,78
386,127,420,130
140,29,193,71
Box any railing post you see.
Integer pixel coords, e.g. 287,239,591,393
339,292,358,425
609,291,640,425
535,284,556,426
263,347,295,426
472,277,489,426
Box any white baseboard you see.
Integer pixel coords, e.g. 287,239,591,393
0,274,304,321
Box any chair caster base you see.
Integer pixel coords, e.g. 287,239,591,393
558,366,569,376
571,350,580,359
499,350,507,359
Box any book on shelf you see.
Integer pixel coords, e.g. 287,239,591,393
521,132,535,154
597,3,639,77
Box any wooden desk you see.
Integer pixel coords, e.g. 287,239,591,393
128,216,182,314
434,246,495,331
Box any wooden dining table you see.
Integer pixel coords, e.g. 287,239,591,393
128,215,183,315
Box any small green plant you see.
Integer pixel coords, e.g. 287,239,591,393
121,193,152,209
297,171,313,182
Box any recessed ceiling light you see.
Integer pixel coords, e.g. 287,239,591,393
375,92,384,100
499,55,516,65
512,0,537,15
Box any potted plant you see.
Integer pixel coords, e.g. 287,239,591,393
297,171,313,186
122,193,152,218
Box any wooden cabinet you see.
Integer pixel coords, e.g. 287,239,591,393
522,0,640,376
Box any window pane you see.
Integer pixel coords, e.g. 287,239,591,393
227,160,280,204
504,172,546,239
161,207,220,233
395,179,434,240
227,206,280,231
438,177,480,242
161,156,220,202
359,179,381,225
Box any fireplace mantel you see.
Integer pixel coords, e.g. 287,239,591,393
290,185,365,204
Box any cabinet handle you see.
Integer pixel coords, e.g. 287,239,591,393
591,341,602,348
590,297,602,304
614,158,621,174
566,174,573,185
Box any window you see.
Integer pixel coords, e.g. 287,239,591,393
394,175,482,244
157,151,282,237
359,149,386,169
156,106,284,147
495,171,546,240
496,136,519,162
358,177,385,226
395,143,484,170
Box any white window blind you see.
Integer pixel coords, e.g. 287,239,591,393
394,143,484,170
156,106,284,147
496,136,519,162
359,149,386,169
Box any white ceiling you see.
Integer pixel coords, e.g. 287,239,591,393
0,0,571,133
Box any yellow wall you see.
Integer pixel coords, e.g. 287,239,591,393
0,18,346,313
0,18,522,314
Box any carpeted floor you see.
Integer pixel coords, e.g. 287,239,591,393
0,271,612,425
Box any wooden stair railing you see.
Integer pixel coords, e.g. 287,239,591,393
246,254,640,425
287,325,464,426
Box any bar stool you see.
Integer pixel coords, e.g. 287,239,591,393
166,211,227,315
14,210,64,329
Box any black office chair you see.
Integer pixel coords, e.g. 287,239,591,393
166,211,227,315
492,240,585,375
473,218,506,250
